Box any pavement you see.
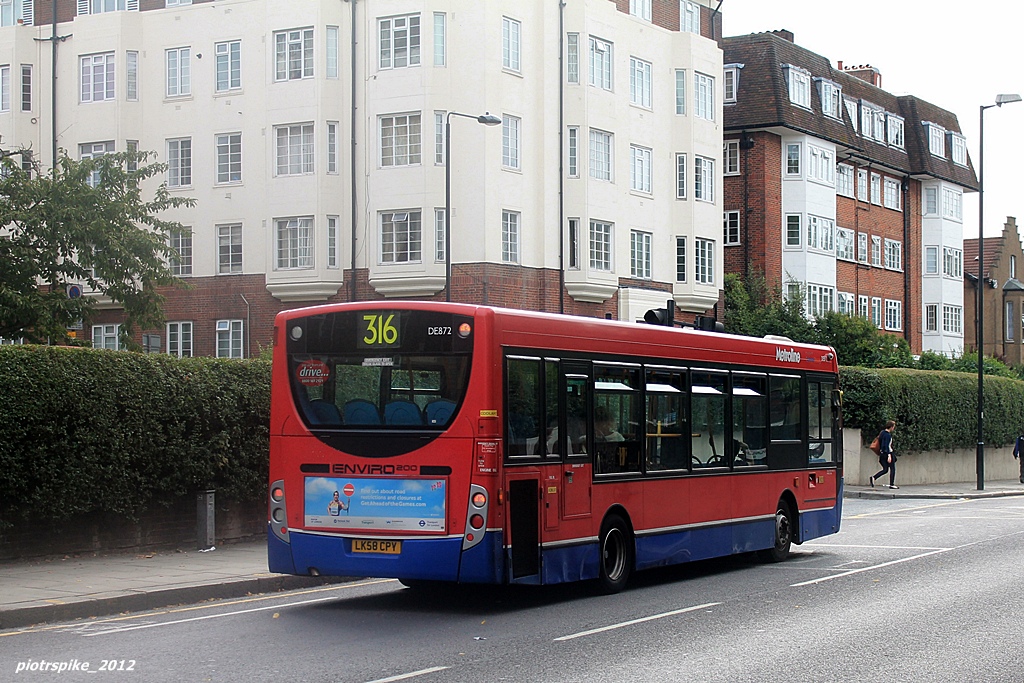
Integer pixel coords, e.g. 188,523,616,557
3,478,1023,631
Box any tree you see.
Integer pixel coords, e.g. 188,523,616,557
0,149,194,347
813,311,913,367
723,273,815,342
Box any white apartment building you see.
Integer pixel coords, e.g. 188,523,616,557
1,0,724,356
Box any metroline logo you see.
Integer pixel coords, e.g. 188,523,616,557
776,347,801,363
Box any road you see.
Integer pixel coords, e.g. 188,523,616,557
3,496,1024,682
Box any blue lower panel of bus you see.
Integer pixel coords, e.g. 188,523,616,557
268,528,505,584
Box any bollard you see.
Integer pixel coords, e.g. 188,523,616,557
197,490,215,549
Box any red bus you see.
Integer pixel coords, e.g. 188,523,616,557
268,302,843,593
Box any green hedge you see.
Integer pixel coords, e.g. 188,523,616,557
840,366,1024,452
0,345,270,527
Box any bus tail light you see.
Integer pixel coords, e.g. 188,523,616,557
462,484,489,551
269,479,289,543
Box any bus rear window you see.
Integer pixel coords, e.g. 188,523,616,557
285,310,473,430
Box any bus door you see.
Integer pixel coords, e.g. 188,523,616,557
561,363,592,519
507,475,540,580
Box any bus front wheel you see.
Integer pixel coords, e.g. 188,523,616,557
597,514,633,594
764,499,793,563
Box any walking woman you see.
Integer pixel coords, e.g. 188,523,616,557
869,420,898,489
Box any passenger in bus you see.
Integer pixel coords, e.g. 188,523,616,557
595,406,624,442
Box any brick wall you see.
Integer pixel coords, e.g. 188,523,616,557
0,496,264,561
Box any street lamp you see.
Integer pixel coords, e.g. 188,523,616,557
977,92,1022,491
445,111,503,302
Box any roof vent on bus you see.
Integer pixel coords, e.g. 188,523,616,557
763,334,795,342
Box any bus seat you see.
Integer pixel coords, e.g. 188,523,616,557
425,399,456,425
344,399,381,425
385,400,424,425
306,399,342,425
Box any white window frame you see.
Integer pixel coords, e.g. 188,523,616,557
567,126,580,178
887,114,905,149
502,115,521,170
786,143,801,176
676,236,687,283
275,217,314,270
924,186,938,215
165,47,190,98
944,305,963,335
80,52,115,103
817,78,842,119
943,187,963,221
433,13,446,67
327,121,338,174
859,295,869,319
327,215,339,269
217,223,243,274
589,36,612,91
216,319,244,359
871,297,882,328
680,0,700,34
502,210,520,263
723,64,741,104
590,220,612,271
326,26,339,78
566,33,580,85
275,123,314,176
630,145,652,194
629,57,652,109
215,40,241,92
951,133,968,167
883,177,902,210
215,132,242,184
695,238,714,285
630,0,652,21
694,155,714,203
837,164,854,197
724,211,740,246
379,15,420,70
380,113,421,167
925,304,938,332
943,247,963,279
380,210,423,264
166,137,192,188
92,324,121,350
885,299,903,331
925,246,939,275
0,66,8,113
167,321,193,358
857,168,868,200
857,232,868,263
502,16,521,73
785,64,811,108
871,236,882,267
274,28,314,81
675,153,687,199
724,140,740,176
838,292,855,315
836,227,855,261
631,230,652,279
589,129,612,181
568,218,581,270
694,71,715,121
884,239,903,271
125,51,137,101
675,69,686,115
169,228,192,276
435,208,446,262
926,122,946,157
870,173,881,206
806,283,835,317
786,214,801,248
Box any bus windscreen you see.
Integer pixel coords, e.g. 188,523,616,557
284,309,474,431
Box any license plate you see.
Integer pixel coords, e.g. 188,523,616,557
352,539,402,555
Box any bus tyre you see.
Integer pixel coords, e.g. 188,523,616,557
764,499,793,563
597,514,633,594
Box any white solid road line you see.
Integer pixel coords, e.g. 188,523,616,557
365,667,450,683
554,602,721,642
790,548,953,587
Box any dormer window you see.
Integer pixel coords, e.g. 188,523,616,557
949,132,968,166
815,78,842,119
886,114,904,150
925,122,946,157
783,64,811,109
723,63,743,104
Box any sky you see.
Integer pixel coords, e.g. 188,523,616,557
722,0,1024,240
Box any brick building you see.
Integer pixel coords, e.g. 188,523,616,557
1,0,728,356
721,31,978,356
964,217,1024,366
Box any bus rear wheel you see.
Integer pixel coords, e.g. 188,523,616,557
597,514,633,594
763,499,793,563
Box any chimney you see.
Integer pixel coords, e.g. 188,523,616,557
770,29,795,42
841,63,882,88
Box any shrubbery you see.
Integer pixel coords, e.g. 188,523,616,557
840,365,1024,452
0,345,269,527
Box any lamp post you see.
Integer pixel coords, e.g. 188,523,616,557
977,93,1022,491
445,111,502,302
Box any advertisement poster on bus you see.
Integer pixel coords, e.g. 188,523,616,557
303,477,446,532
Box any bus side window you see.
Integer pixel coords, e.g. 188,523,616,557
506,357,543,457
691,370,727,468
646,369,686,472
594,365,640,475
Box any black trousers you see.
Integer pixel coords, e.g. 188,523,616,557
873,454,896,486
